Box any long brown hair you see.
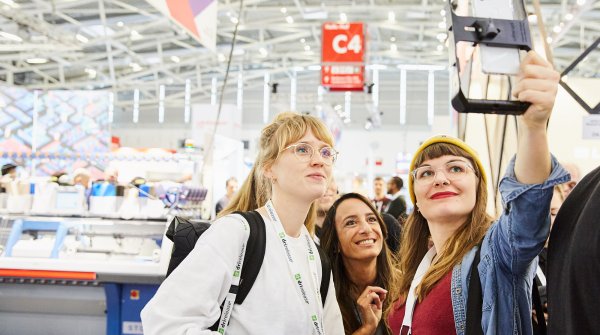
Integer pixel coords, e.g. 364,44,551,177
320,192,400,335
219,112,335,233
391,143,493,307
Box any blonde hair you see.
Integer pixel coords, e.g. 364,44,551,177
391,142,493,305
219,112,335,233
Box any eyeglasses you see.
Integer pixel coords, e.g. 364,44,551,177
411,160,476,185
283,143,339,165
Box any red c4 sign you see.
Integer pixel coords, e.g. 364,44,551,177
322,22,364,63
321,22,365,90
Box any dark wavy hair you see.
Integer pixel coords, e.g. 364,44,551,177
320,192,400,335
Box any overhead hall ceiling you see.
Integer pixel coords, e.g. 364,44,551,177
0,0,598,124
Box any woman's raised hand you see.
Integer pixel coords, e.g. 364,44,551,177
354,286,388,335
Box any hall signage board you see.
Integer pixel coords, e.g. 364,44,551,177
582,115,600,139
321,22,365,90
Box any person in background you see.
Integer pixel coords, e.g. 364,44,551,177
314,178,339,243
73,167,92,189
560,162,580,198
1,163,17,179
380,213,402,254
386,51,567,335
215,177,238,216
0,163,18,192
104,166,119,183
547,165,600,335
321,192,400,335
142,112,344,335
371,176,390,213
73,167,93,207
384,176,407,220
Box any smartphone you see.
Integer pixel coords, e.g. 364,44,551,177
472,0,520,75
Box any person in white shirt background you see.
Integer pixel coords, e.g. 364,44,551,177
141,112,344,335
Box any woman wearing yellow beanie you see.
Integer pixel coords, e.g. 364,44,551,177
386,51,570,335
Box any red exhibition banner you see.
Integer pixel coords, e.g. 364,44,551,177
321,22,365,90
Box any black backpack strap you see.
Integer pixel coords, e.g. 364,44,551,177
209,210,266,331
233,210,266,304
465,244,484,335
532,275,547,335
316,245,330,306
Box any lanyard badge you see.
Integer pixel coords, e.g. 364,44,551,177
265,200,324,335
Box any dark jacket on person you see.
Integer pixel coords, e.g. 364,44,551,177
547,165,600,334
385,195,406,221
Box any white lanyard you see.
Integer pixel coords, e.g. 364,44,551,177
536,265,547,287
401,247,437,335
217,217,250,335
265,200,324,335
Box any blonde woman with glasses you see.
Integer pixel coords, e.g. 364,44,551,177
142,112,344,334
386,51,569,335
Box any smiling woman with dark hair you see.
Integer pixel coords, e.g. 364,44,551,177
320,192,401,335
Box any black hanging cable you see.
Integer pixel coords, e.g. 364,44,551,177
481,74,499,214
494,75,512,200
483,114,498,213
496,115,508,197
199,0,244,181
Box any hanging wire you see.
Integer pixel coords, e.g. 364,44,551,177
199,0,244,181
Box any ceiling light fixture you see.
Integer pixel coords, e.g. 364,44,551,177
26,57,48,64
0,0,19,8
286,16,294,24
85,68,97,79
170,55,180,63
0,31,22,42
340,13,347,22
388,11,395,22
130,62,142,71
130,30,143,40
76,33,89,43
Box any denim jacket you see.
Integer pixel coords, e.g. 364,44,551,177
450,155,569,335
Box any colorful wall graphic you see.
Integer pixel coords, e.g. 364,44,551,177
0,87,110,177
146,0,217,51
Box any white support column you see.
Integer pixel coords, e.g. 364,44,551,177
427,70,435,126
372,69,380,110
211,77,217,106
290,70,297,111
344,91,351,121
158,84,165,123
399,69,407,125
108,92,114,124
133,89,140,123
263,72,270,124
237,70,244,113
184,79,191,123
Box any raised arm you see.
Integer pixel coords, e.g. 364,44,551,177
512,51,560,184
487,51,569,275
